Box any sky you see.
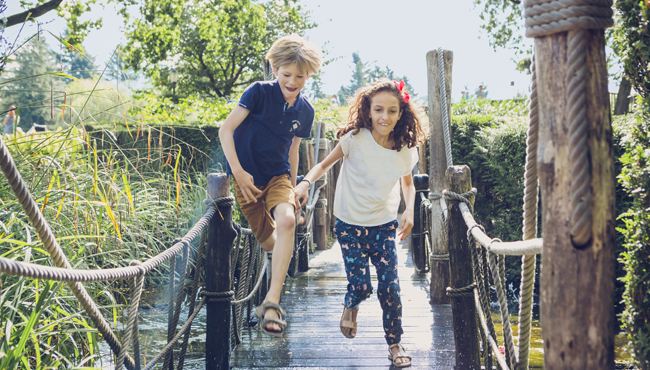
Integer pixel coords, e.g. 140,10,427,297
4,0,619,102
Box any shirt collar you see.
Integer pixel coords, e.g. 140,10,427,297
271,80,304,112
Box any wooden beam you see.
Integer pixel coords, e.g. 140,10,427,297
446,165,480,369
205,173,238,369
426,49,453,304
536,30,616,369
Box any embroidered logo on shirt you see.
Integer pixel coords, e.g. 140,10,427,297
289,120,301,133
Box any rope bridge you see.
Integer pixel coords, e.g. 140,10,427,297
0,124,324,369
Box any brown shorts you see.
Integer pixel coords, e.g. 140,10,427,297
233,174,296,243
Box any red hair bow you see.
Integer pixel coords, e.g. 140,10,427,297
394,80,410,103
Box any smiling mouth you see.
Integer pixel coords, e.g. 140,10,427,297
286,87,297,92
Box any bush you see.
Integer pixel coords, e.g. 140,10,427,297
618,109,650,369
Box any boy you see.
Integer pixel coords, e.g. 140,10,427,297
218,33,322,337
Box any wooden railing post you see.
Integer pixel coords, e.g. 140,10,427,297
313,133,330,250
536,30,616,368
427,49,453,304
205,173,238,370
446,165,480,369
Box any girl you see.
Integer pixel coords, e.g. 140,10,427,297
294,79,427,367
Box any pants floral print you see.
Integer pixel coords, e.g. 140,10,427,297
334,218,403,345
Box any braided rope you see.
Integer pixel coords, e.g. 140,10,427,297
177,227,207,370
142,297,208,370
443,188,477,214
116,260,145,370
437,48,453,167
473,288,511,370
163,247,177,370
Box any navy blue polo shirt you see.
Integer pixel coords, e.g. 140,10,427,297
226,81,315,185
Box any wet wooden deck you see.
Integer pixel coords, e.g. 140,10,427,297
231,237,456,369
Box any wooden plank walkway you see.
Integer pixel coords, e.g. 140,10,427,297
231,237,456,369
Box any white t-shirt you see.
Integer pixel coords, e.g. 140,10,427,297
333,128,419,227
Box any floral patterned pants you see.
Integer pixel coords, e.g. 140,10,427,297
334,218,403,345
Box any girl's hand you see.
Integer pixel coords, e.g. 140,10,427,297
397,209,414,240
294,181,310,210
233,169,262,204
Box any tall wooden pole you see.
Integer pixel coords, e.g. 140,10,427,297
205,173,238,369
427,49,453,304
536,31,616,369
446,165,480,370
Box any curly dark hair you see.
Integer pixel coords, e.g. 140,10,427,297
336,78,428,151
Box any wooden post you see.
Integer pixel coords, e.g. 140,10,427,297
536,31,616,368
313,134,330,250
427,49,453,304
205,173,238,370
446,165,480,370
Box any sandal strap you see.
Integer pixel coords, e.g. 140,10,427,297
340,319,357,329
389,343,411,360
255,301,286,319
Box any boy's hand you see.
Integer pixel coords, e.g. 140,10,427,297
233,169,262,204
397,209,414,240
294,181,310,210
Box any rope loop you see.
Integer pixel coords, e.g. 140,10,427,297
467,224,487,243
429,192,442,200
488,238,503,251
443,188,478,213
430,253,450,261
204,195,236,208
199,290,235,303
129,260,145,276
446,283,476,298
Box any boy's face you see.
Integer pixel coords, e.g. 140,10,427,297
273,63,310,102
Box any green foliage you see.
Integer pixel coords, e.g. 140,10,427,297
451,99,533,293
0,37,67,129
131,90,236,127
0,126,208,367
617,108,650,369
612,0,650,108
473,0,529,57
337,52,416,104
122,0,316,99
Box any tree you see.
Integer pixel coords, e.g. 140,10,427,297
337,52,417,104
1,0,126,50
121,0,316,99
1,36,66,129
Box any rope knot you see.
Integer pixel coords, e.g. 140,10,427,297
129,260,145,276
199,290,235,303
446,282,477,298
524,0,614,38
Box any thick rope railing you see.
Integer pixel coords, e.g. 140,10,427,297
524,0,614,249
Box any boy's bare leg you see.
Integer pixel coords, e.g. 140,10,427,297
259,202,295,333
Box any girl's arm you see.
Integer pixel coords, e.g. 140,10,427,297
2,116,7,126
397,173,416,240
294,143,344,208
218,106,261,203
288,136,301,187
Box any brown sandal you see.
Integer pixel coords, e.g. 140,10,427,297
388,343,412,367
254,301,287,338
339,303,359,339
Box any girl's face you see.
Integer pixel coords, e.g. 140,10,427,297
368,91,402,138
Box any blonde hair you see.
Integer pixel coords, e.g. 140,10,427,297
266,34,322,76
